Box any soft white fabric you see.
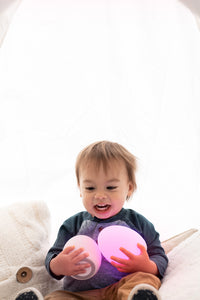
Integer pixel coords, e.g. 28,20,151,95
178,0,200,30
0,0,21,47
160,230,200,300
0,201,62,300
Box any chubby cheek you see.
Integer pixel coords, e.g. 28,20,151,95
116,194,126,206
82,196,93,211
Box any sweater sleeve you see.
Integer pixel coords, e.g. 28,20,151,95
125,209,168,279
143,220,168,278
45,212,87,280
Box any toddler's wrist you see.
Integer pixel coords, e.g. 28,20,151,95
50,256,63,277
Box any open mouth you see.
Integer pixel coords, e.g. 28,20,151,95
95,204,111,211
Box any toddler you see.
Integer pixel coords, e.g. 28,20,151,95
45,141,168,300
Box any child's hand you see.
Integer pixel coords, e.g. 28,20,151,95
50,246,91,277
110,243,158,275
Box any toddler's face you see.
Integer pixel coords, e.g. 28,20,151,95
78,159,134,219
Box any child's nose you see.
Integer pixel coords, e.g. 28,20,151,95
94,192,106,199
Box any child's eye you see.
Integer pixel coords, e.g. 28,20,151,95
107,186,117,190
85,187,95,191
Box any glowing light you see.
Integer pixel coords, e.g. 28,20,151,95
64,235,102,280
98,225,147,262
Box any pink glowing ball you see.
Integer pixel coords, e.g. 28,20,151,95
98,225,147,262
64,235,102,280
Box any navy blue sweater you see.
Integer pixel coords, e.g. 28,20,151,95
45,208,168,292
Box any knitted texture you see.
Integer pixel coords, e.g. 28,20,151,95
0,201,62,300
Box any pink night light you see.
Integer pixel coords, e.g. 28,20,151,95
64,235,102,280
98,225,147,262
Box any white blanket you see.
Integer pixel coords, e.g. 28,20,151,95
160,231,200,300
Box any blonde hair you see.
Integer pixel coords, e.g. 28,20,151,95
75,141,137,197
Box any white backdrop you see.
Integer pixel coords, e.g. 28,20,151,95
0,0,200,242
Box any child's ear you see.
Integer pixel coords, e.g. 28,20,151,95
127,182,134,198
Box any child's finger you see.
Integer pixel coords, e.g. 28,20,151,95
119,247,134,258
62,246,75,254
137,243,147,254
110,255,127,264
74,252,89,263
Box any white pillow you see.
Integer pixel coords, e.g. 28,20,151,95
160,230,200,300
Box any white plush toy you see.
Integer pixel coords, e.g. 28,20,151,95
0,201,62,300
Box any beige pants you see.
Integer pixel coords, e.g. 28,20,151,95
44,272,161,300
